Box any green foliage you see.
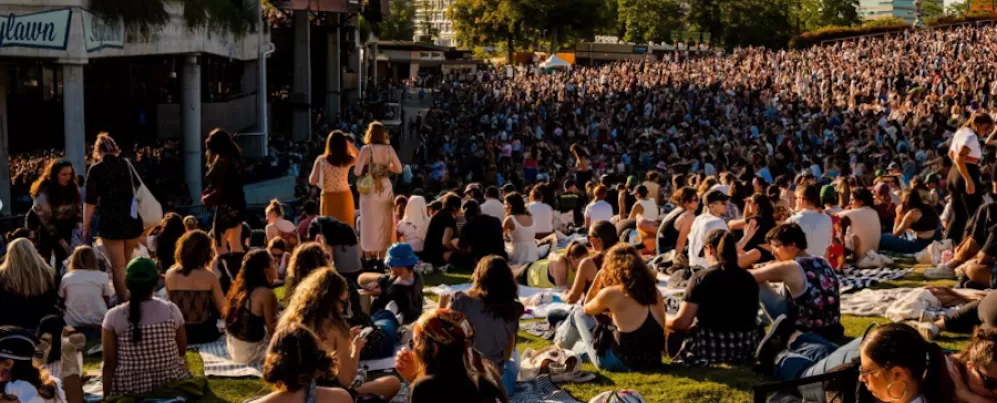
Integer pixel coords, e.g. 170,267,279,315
89,0,257,36
921,0,946,20
449,0,524,60
790,13,996,49
89,0,170,35
723,0,794,49
617,0,683,43
380,0,416,41
182,0,257,35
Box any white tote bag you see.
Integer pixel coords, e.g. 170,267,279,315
125,159,163,229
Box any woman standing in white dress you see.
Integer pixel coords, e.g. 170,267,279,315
503,193,539,265
353,122,403,259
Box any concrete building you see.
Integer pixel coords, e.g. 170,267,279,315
858,0,944,23
413,0,457,47
0,0,269,210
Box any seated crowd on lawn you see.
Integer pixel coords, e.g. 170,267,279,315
8,23,997,403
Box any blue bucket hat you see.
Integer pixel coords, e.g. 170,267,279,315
385,243,419,267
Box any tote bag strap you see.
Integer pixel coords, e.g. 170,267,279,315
124,159,143,196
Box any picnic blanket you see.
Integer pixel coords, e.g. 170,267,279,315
837,267,913,293
426,282,686,317
190,337,403,378
510,376,583,403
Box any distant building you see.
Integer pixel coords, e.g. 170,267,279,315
858,0,944,23
413,0,457,47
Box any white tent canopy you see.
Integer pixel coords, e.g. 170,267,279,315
541,54,571,69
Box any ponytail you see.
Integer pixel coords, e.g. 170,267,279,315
716,232,740,270
128,297,143,343
921,342,953,403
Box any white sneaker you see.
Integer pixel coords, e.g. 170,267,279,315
924,264,957,280
914,322,939,340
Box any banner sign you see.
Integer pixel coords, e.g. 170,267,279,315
82,10,124,52
0,9,71,50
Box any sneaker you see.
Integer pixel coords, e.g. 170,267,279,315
924,264,957,280
754,314,794,375
914,322,939,340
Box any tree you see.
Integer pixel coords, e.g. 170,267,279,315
417,0,441,43
817,0,860,27
687,0,725,44
724,0,794,48
617,0,684,43
449,0,525,61
379,0,416,41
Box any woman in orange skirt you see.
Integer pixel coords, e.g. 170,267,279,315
309,131,358,228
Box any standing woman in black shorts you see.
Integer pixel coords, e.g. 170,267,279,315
203,129,247,254
83,133,145,302
946,113,994,243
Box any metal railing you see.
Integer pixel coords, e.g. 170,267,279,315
819,18,997,47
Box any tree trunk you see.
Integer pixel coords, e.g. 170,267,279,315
507,35,514,65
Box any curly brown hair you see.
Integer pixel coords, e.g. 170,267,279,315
174,230,216,276
284,242,330,298
263,323,337,392
363,121,390,145
957,327,997,370
599,244,659,306
278,267,350,340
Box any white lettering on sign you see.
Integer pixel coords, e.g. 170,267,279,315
0,9,71,50
82,10,124,52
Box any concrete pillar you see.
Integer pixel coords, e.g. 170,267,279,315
347,29,360,106
326,14,341,122
62,63,86,178
409,63,420,80
292,11,311,141
0,67,10,215
182,55,203,204
370,40,378,93
241,60,258,94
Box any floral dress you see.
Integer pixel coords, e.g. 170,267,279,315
789,256,842,339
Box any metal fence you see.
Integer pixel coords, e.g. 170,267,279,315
819,18,997,47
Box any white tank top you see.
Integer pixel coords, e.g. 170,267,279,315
510,216,536,244
636,199,659,221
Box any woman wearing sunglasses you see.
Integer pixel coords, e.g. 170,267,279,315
947,327,997,403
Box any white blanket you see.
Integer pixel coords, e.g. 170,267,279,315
191,337,402,378
426,281,686,317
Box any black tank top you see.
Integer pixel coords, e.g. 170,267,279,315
613,309,665,370
586,252,607,293
657,208,685,253
910,207,941,233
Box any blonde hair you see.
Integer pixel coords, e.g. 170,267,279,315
67,246,99,272
92,132,120,161
0,238,55,296
183,216,198,231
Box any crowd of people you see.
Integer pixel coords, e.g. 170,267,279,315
6,22,997,403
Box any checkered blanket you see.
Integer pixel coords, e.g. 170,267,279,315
837,267,913,293
510,376,583,403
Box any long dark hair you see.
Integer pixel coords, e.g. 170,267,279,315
280,268,350,337
284,242,330,298
900,189,927,214
29,159,78,203
263,324,337,392
128,280,157,344
710,230,740,271
324,131,355,167
223,250,273,328
749,193,775,220
205,128,242,165
155,213,186,270
468,256,524,322
860,323,953,403
504,193,529,216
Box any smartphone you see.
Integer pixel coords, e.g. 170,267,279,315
359,327,374,339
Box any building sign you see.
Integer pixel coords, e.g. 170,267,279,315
0,9,71,50
632,45,648,54
82,10,124,52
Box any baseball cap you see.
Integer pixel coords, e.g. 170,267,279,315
463,183,480,194
125,257,159,289
626,176,638,187
925,173,940,184
820,185,836,201
887,162,900,171
0,326,36,361
875,168,887,178
874,182,890,195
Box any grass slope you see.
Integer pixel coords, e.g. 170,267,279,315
82,268,968,402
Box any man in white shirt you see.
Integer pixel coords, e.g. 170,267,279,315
480,186,506,220
687,189,730,268
584,185,614,227
785,185,833,257
820,185,843,215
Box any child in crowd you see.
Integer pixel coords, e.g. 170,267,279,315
58,246,113,330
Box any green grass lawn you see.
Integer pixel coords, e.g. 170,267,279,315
83,268,970,402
